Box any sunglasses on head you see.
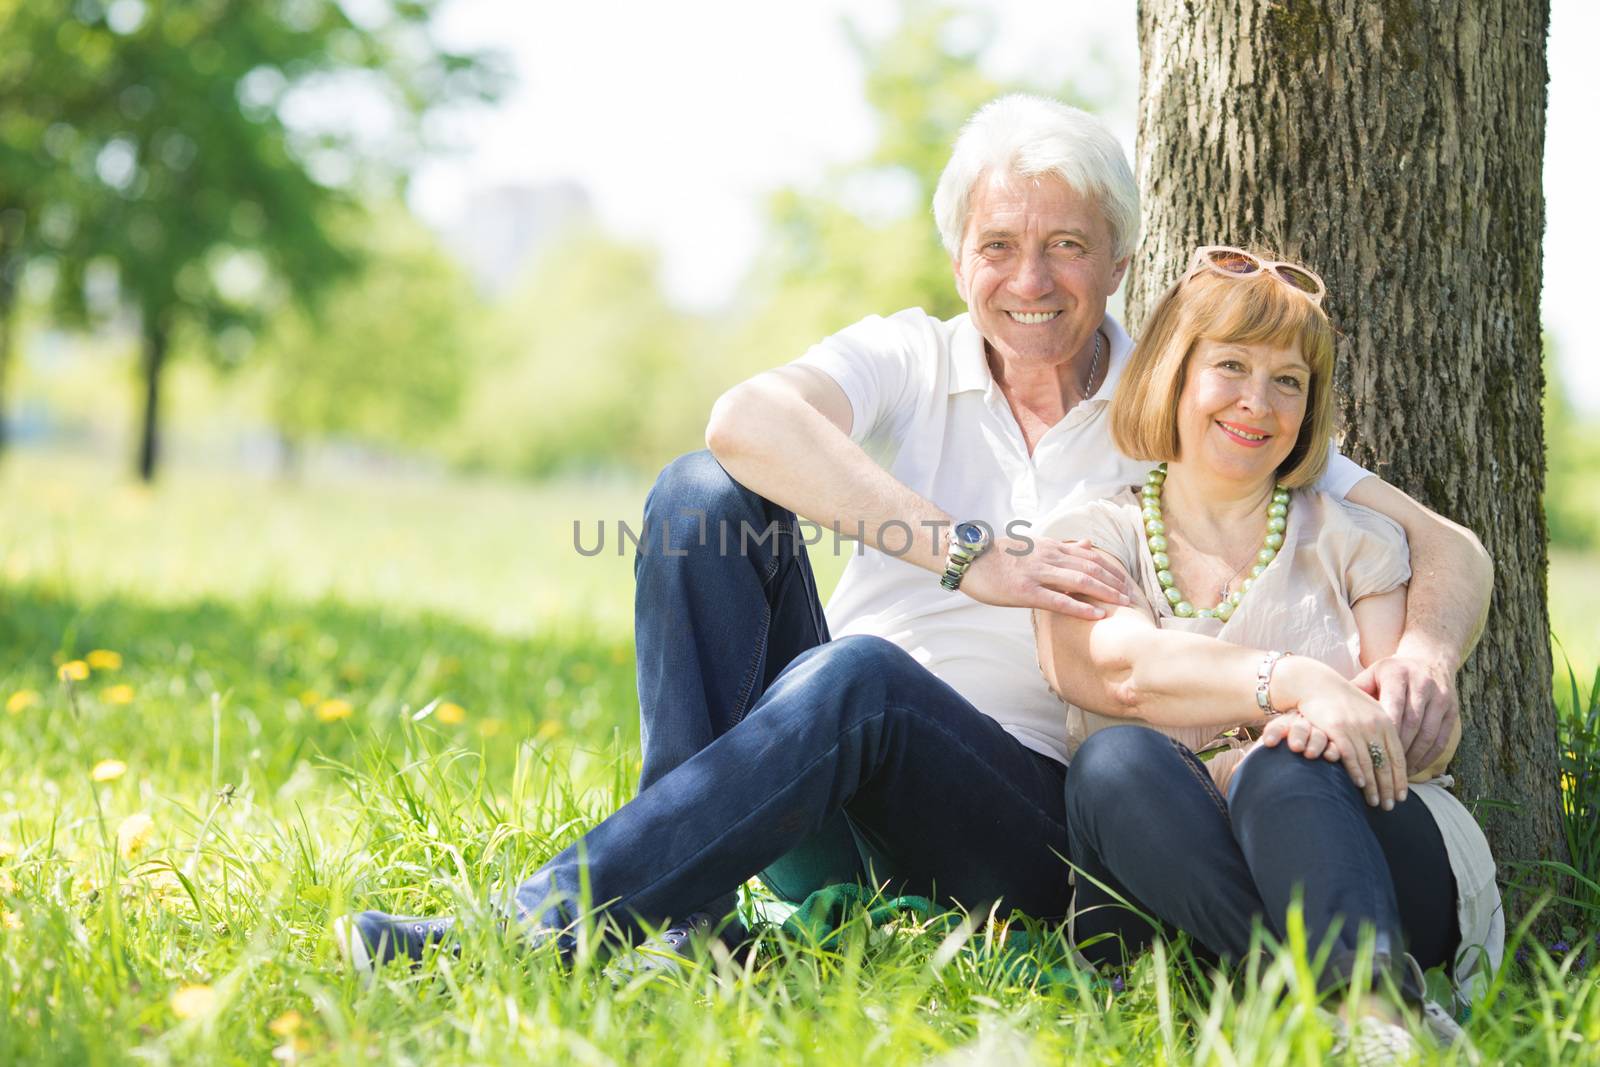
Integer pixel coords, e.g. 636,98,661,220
1178,246,1326,307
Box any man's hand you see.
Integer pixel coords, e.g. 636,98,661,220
1351,656,1459,772
959,537,1134,618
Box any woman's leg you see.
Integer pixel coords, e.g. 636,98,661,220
1065,725,1268,967
1228,744,1459,998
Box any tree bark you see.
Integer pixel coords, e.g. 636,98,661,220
1131,1,1561,882
136,315,170,483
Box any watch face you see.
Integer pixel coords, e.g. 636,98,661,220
955,522,986,545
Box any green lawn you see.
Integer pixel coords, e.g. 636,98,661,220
2,448,1597,1065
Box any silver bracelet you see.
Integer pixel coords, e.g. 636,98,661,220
1256,651,1292,717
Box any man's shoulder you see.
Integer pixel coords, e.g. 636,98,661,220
827,307,968,352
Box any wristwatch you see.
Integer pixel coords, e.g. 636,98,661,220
939,521,993,591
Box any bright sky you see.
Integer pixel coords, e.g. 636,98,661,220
412,0,1600,411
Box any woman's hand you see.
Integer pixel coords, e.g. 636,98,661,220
1258,712,1341,763
1274,658,1409,809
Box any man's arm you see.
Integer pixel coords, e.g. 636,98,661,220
705,365,1129,617
1342,476,1494,770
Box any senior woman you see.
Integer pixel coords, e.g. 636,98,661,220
1033,247,1501,1055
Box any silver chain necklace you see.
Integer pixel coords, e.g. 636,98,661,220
1076,330,1104,403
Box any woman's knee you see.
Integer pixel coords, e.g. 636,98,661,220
1230,742,1355,810
1065,726,1182,816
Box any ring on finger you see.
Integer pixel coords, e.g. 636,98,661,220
1367,742,1386,769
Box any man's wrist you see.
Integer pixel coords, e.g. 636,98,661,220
939,520,992,590
1390,636,1462,677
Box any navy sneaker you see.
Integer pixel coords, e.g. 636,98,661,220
604,912,749,979
333,911,457,974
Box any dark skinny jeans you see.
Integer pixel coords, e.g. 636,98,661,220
511,451,1073,943
1066,725,1459,999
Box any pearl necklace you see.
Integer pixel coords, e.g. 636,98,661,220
1139,463,1290,620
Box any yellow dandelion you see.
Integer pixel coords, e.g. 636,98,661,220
570,662,597,684
6,690,40,715
86,650,123,671
436,701,466,725
1,910,20,931
0,840,16,861
58,660,89,682
268,1010,303,1037
610,645,630,665
117,812,156,860
315,699,353,723
91,758,128,782
0,869,14,895
170,984,215,1019
477,718,504,738
338,663,365,684
535,719,563,741
297,689,322,707
101,684,135,706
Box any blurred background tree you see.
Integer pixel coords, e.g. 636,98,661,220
257,205,481,471
1544,336,1599,549
450,227,704,478
0,0,504,480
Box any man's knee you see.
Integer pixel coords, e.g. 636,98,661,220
1065,725,1174,819
756,635,926,732
645,451,755,527
637,451,768,564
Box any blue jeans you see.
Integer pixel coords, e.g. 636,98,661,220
512,451,1072,941
1065,725,1458,998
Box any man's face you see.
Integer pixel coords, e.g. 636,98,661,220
952,171,1129,371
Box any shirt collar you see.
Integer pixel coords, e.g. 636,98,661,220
948,310,1135,401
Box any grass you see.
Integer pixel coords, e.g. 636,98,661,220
3,446,1600,1064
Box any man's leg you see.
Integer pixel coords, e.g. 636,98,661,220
633,450,862,904
513,635,1072,946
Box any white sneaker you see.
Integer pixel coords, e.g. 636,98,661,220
1406,956,1482,1065
1329,1016,1422,1066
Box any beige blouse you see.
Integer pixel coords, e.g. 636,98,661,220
1039,487,1504,998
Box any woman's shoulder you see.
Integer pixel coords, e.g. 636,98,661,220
1037,488,1144,543
1294,489,1409,551
1290,489,1411,597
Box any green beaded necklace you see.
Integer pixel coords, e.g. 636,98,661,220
1139,463,1290,620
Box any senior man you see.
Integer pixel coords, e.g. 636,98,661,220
338,95,1489,969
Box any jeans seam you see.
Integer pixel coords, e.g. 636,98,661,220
610,699,1065,912
730,518,790,726
729,605,771,728
1171,737,1231,824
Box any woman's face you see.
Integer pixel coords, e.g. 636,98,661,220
1174,338,1310,485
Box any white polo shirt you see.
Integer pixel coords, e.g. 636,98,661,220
791,307,1368,765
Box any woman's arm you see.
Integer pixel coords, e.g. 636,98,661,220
1350,585,1462,781
1035,554,1410,808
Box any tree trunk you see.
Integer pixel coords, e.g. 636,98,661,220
1130,1,1561,884
136,315,169,483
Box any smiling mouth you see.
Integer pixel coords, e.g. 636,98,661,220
1006,311,1060,324
1217,420,1271,443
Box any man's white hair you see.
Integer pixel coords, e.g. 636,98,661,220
933,94,1140,262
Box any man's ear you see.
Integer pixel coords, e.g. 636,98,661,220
1107,255,1131,296
951,256,967,303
